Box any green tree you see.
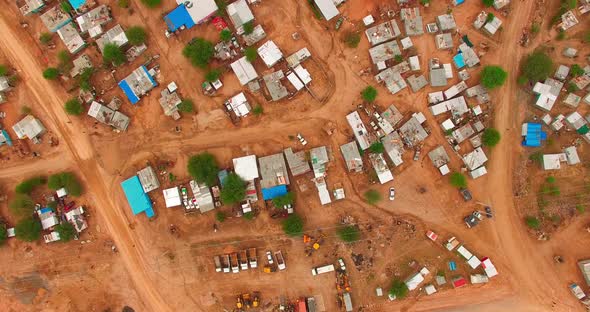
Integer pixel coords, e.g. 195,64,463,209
576,205,585,213
57,50,70,68
556,30,566,40
364,189,381,204
183,38,214,68
177,99,194,113
0,64,7,76
566,82,579,92
141,0,161,8
55,222,76,242
39,32,52,45
205,69,221,82
531,23,540,34
0,223,7,246
420,0,431,5
480,66,507,89
15,176,44,194
126,26,147,46
361,86,377,102
15,218,41,242
215,0,228,15
482,128,501,147
449,172,467,188
118,0,129,8
187,153,219,186
60,1,73,13
546,176,556,184
570,64,584,77
389,279,409,299
78,67,94,91
243,21,254,35
394,54,403,63
486,13,495,23
220,29,232,42
47,172,83,196
243,211,254,220
244,47,257,63
103,43,127,66
220,173,247,205
520,51,553,82
337,225,360,242
43,67,60,80
216,211,226,222
64,98,84,115
525,216,540,229
368,142,385,154
566,0,577,9
282,214,304,236
272,192,294,207
9,193,35,216
252,105,263,116
482,0,494,6
344,32,361,48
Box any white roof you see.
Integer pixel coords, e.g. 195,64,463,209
233,155,259,181
467,256,482,269
227,0,254,30
439,164,450,175
482,258,498,278
428,91,445,104
462,147,488,171
163,187,182,208
228,92,251,116
405,272,425,291
457,245,473,259
314,0,339,21
429,96,468,116
443,64,453,78
543,153,566,170
346,111,371,150
400,37,413,49
441,119,455,131
57,23,85,54
180,0,218,24
564,146,580,165
409,56,420,71
317,181,332,205
363,15,375,26
230,56,258,85
56,188,68,198
12,115,45,140
469,166,488,179
258,40,283,68
425,284,437,295
294,65,312,85
287,72,304,91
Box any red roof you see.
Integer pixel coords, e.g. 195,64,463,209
452,277,467,288
212,17,228,31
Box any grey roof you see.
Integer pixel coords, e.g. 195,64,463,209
75,4,111,34
458,43,480,67
40,6,70,32
563,93,581,108
578,259,590,287
436,14,457,31
70,54,93,78
137,166,160,193
109,111,129,131
452,123,475,144
340,141,363,172
407,75,428,92
107,96,122,111
429,68,448,87
263,71,289,101
258,153,290,189
242,24,266,46
399,115,428,146
310,146,329,178
96,24,128,54
375,68,407,94
365,20,401,46
284,148,311,177
382,131,404,167
0,77,10,92
562,47,578,58
159,89,182,118
18,0,45,16
369,41,401,65
428,146,450,168
400,8,423,36
227,0,254,30
435,33,453,50
382,104,404,128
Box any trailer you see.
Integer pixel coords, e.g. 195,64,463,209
311,264,335,276
275,250,286,270
222,254,231,273
248,248,258,268
239,250,249,270
214,255,222,273
230,253,240,273
343,292,353,312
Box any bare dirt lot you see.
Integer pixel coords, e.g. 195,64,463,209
1,0,590,311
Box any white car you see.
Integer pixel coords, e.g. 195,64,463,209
266,251,274,264
389,187,395,201
338,258,346,271
296,133,308,146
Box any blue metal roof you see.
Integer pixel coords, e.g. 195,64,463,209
261,185,288,200
164,4,196,32
454,0,465,4
453,53,465,69
68,0,86,10
118,80,140,104
121,176,155,218
218,170,228,187
142,66,157,87
0,130,12,146
522,123,547,147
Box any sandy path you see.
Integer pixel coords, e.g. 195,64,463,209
0,17,170,312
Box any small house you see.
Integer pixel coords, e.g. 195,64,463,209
436,14,456,32
521,123,547,147
40,6,71,32
399,113,429,147
365,20,401,46
400,7,423,36
313,0,339,21
18,0,45,16
429,68,447,87
554,65,570,81
462,147,488,171
137,166,160,193
231,56,258,86
121,175,155,218
435,33,453,50
542,153,566,170
407,74,427,92
263,71,289,101
65,206,88,233
375,68,407,94
12,115,46,142
118,66,157,104
564,146,580,165
340,141,363,172
96,24,129,54
310,146,329,178
563,93,581,108
243,24,266,46
257,40,283,68
76,4,112,36
284,148,311,177
57,23,86,54
37,207,59,230
163,187,182,208
346,111,372,150
258,153,290,200
225,92,252,117
226,0,255,34
369,153,394,184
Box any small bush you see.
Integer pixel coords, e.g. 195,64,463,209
389,279,409,299
337,226,360,242
140,0,161,8
215,0,228,15
556,30,566,41
482,128,501,147
205,69,221,82
282,214,304,236
60,1,73,13
0,223,7,246
15,176,44,194
361,86,377,103
546,176,556,184
243,21,254,35
126,26,147,46
576,205,585,213
57,50,71,68
529,151,543,163
43,67,60,80
118,0,129,8
15,218,41,242
243,212,254,220
244,47,257,63
177,99,194,113
394,54,403,63
103,43,127,66
220,29,232,42
0,65,7,76
368,142,385,154
78,67,94,91
216,211,226,222
364,189,381,204
39,33,52,45
449,172,467,188
570,64,585,77
344,32,361,48
486,13,495,23
64,98,84,115
525,216,541,229
9,194,35,217
55,223,76,242
566,82,579,93
531,23,540,34
273,192,294,207
252,105,263,116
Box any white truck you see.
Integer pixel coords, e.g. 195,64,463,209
230,253,240,273
311,264,335,276
248,248,258,268
213,255,222,273
222,254,231,273
275,251,286,270
239,250,249,270
343,292,353,312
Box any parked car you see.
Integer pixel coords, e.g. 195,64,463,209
266,251,274,264
485,206,493,218
389,187,395,201
296,133,308,146
338,258,346,271
459,188,472,201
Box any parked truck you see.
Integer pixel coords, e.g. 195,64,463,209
275,250,286,270
213,255,222,273
239,250,249,270
230,253,240,273
222,254,231,273
248,248,258,268
311,264,335,276
343,292,353,312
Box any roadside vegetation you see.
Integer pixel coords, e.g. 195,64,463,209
364,189,381,204
361,86,377,103
518,51,553,84
282,214,304,236
187,153,219,186
183,38,214,68
220,173,247,205
449,172,467,188
337,225,360,242
480,66,507,89
47,172,83,196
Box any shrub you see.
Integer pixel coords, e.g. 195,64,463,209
177,99,194,113
57,50,70,68
344,32,361,48
570,64,584,77
215,0,228,15
576,205,585,213
337,226,360,242
420,0,431,4
521,51,553,83
525,216,540,229
566,82,579,92
126,26,147,46
220,29,232,42
187,153,219,186
389,279,409,299
15,176,44,194
394,54,403,63
47,172,83,196
449,172,467,188
216,211,226,222
55,223,76,242
39,33,52,45
273,192,294,207
64,98,84,115
282,214,303,236
244,47,257,63
368,142,385,154
252,105,263,116
78,67,94,91
43,67,60,80
486,13,495,23
0,65,7,77
361,86,377,102
546,176,556,184
531,23,540,34
243,212,254,220
0,223,7,245
103,43,127,66
205,69,221,82
556,30,566,41
565,0,577,9
517,76,528,85
60,1,73,13
482,128,501,147
183,38,214,68
140,0,161,8
585,31,590,43
21,106,32,115
243,21,254,35
118,0,129,8
220,173,247,205
9,194,35,217
480,66,507,89
15,218,41,242
364,189,381,204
